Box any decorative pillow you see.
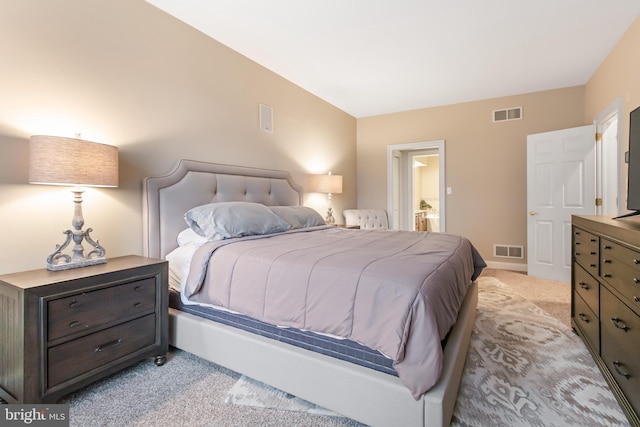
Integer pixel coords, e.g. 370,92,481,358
269,206,326,229
177,228,209,246
184,201,291,240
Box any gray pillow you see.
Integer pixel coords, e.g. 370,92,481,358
269,206,326,229
184,201,291,240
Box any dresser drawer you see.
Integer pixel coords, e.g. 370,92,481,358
573,292,600,354
601,287,640,415
574,263,599,316
573,227,599,275
48,277,156,341
600,251,640,315
47,314,156,388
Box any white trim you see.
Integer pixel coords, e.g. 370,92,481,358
387,140,446,231
484,260,528,272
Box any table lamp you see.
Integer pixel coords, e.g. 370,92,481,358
316,171,343,225
29,135,119,271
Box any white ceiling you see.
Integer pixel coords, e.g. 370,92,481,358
146,0,640,118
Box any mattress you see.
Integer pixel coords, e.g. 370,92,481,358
169,289,398,375
166,242,398,375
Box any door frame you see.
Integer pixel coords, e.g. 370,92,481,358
594,97,623,216
387,140,446,231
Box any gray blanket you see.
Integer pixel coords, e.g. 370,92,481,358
184,226,485,399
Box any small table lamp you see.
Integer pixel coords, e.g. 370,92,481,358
29,135,119,271
316,172,343,225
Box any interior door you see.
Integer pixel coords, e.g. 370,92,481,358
527,125,595,283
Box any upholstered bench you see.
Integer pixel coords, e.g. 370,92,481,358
343,209,389,230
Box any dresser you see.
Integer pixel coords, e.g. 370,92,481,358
0,255,168,404
572,215,640,427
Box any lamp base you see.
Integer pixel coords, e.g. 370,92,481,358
46,227,107,271
325,207,336,225
47,256,106,271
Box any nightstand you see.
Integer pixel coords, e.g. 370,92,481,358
0,255,168,404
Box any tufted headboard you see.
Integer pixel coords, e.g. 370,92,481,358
343,209,389,230
143,160,303,260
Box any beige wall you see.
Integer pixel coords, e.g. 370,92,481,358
0,0,356,274
357,87,587,265
585,15,640,206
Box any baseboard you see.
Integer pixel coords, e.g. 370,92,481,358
484,261,527,272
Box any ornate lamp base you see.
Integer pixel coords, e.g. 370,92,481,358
46,188,107,271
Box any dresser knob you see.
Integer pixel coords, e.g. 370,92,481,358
69,321,80,328
604,273,612,278
579,282,589,290
135,285,143,291
133,302,142,308
590,238,597,243
603,259,612,264
578,313,589,323
95,338,123,353
634,259,640,265
604,245,612,250
634,278,639,284
69,301,80,308
590,251,596,255
634,296,640,302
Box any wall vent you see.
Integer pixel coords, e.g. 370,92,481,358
492,107,523,122
493,244,524,259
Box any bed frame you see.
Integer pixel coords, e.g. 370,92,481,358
142,159,477,427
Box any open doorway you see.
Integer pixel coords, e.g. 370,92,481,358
387,140,446,232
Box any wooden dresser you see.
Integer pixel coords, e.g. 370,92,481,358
0,255,168,404
572,215,640,427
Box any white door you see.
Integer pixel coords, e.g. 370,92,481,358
527,125,595,283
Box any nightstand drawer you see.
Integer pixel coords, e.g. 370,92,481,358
47,314,156,388
48,277,156,341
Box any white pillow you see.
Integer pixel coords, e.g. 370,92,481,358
184,201,291,240
269,206,325,229
177,228,209,246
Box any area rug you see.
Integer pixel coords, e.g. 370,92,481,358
226,276,630,426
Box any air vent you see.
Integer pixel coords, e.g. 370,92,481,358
492,107,523,122
493,244,524,259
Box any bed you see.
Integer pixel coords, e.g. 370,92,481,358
142,159,482,427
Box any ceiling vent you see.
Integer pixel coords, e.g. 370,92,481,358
492,107,523,122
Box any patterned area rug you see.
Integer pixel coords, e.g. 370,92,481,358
226,276,630,426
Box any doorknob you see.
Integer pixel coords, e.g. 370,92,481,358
529,211,538,216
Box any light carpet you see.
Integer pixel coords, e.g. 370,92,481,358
224,276,630,426
44,275,629,426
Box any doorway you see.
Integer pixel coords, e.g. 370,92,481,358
387,140,446,232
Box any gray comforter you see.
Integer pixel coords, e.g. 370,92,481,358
184,226,485,399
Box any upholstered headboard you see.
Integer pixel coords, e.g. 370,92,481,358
143,160,303,260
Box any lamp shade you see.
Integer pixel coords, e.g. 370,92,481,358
316,173,343,194
29,135,119,187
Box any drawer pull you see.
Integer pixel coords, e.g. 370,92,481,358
591,264,598,268
634,278,639,284
95,338,123,353
133,302,142,308
634,259,640,265
634,296,640,302
603,273,612,278
578,313,589,323
578,282,589,290
603,259,612,264
575,242,581,245
590,238,597,243
135,285,143,291
590,251,597,255
604,245,612,250
612,361,631,379
611,317,629,332
69,301,80,308
69,321,81,328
